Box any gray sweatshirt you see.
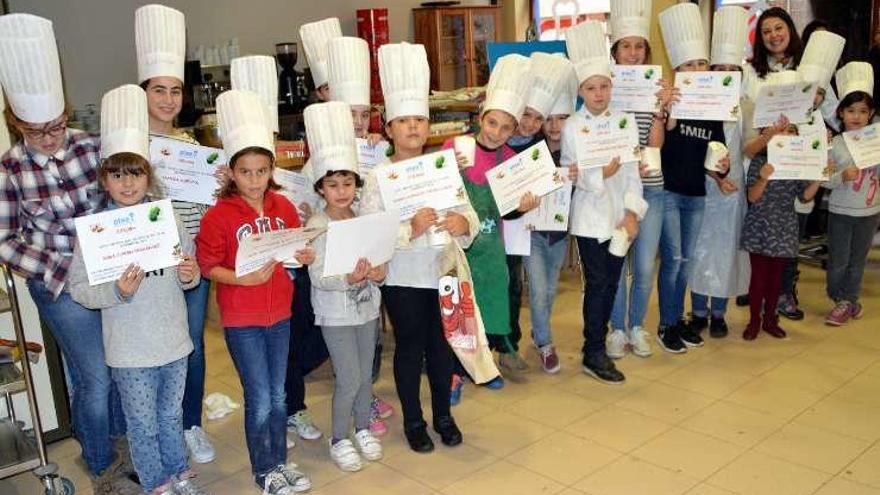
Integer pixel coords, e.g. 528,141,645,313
826,135,880,217
68,211,198,368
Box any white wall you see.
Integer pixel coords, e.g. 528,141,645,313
8,0,452,109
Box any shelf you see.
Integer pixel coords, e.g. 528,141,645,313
0,418,40,479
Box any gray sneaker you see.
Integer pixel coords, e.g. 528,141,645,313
171,476,208,495
262,468,294,495
278,463,312,493
499,351,529,372
90,458,141,495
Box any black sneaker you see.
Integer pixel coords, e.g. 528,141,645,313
657,324,687,354
404,423,435,453
688,314,709,334
433,416,463,447
709,317,728,338
680,319,705,347
581,354,625,384
777,294,805,320
735,294,749,307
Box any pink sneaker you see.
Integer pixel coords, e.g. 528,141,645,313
825,301,853,326
850,302,864,319
371,395,394,420
368,409,388,437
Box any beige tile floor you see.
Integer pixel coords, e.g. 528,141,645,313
3,256,880,495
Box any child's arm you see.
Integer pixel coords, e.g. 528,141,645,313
68,242,136,309
175,219,200,290
747,162,774,204
800,179,823,203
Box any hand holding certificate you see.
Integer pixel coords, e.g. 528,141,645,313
610,65,663,114
486,141,563,216
274,168,320,218
767,134,828,181
235,227,325,277
842,123,880,169
74,199,182,286
524,168,572,232
322,210,400,277
753,80,817,128
375,149,468,220
575,113,640,169
150,135,226,206
670,71,741,122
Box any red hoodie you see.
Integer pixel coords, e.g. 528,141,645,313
197,191,301,328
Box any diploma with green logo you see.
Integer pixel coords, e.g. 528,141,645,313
235,227,325,277
524,168,572,232
575,113,641,169
671,71,741,122
375,149,468,220
74,199,182,286
149,135,226,206
610,65,663,114
767,135,828,181
842,123,880,169
486,141,563,216
753,80,817,128
274,168,320,219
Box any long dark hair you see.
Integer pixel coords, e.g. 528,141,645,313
750,7,803,78
216,146,282,198
836,91,876,120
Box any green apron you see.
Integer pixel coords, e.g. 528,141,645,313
461,164,511,338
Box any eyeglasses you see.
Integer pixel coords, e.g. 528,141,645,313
20,120,67,141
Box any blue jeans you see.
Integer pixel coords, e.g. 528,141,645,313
525,233,568,347
224,321,290,483
27,280,120,475
658,192,706,327
611,185,664,331
112,358,188,491
576,237,625,360
690,293,729,318
182,278,210,430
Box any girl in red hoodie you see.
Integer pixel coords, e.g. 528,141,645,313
196,90,314,494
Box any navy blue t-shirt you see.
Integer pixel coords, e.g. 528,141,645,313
661,119,725,197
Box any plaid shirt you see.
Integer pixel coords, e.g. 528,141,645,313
0,129,101,298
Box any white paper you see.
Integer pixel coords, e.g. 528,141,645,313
523,168,572,232
670,71,741,122
74,199,182,286
375,149,468,220
574,112,641,169
485,141,564,216
235,227,325,277
610,65,662,114
767,134,828,181
149,135,225,206
322,210,400,277
357,138,391,175
842,123,880,169
753,80,818,128
797,110,828,143
273,168,320,219
502,218,531,256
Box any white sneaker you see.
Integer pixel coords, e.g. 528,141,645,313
262,468,294,495
606,330,628,359
287,410,322,440
183,426,216,464
628,327,653,357
353,429,383,461
278,463,312,493
329,439,363,472
170,476,207,495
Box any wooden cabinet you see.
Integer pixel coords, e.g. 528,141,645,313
414,6,501,91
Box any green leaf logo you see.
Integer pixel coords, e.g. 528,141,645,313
811,139,821,150
554,213,565,223
206,151,220,164
531,148,540,161
618,118,628,129
435,156,445,169
644,68,655,79
722,75,733,87
148,206,161,222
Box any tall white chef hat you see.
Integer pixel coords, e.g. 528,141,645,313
565,21,611,84
135,4,186,84
328,37,371,108
483,54,534,122
660,3,708,69
100,84,149,160
610,0,652,44
217,89,274,161
231,55,279,134
526,52,572,118
549,59,578,116
798,31,845,88
304,101,359,185
0,14,65,123
379,42,430,122
711,6,749,67
300,17,342,90
836,62,874,100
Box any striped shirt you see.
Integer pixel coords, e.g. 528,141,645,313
156,130,210,238
634,111,663,188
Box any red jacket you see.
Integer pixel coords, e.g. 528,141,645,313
197,191,301,328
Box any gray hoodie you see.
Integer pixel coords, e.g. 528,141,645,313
827,134,880,217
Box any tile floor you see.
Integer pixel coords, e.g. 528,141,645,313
2,257,879,495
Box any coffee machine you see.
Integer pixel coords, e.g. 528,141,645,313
276,42,310,115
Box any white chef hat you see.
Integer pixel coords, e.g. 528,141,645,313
304,101,359,184
483,54,534,122
328,37,371,108
527,52,573,118
379,42,430,122
135,4,186,84
660,3,708,69
101,85,149,161
711,6,749,67
217,89,274,161
0,86,12,154
836,62,874,100
548,59,577,116
798,31,845,88
0,14,65,123
610,0,652,44
299,17,342,90
231,55,279,134
565,21,611,84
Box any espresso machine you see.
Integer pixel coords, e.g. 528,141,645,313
276,42,310,115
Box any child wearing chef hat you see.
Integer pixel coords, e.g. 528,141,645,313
300,17,342,102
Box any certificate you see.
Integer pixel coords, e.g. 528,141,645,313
502,218,531,256
485,141,563,216
149,135,225,205
670,71,741,122
357,138,391,175
235,227,325,277
752,80,817,128
524,169,572,232
610,65,662,114
273,168,321,219
74,199,182,286
375,149,468,220
842,123,880,169
575,113,641,169
797,110,828,142
767,134,828,181
322,210,400,277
